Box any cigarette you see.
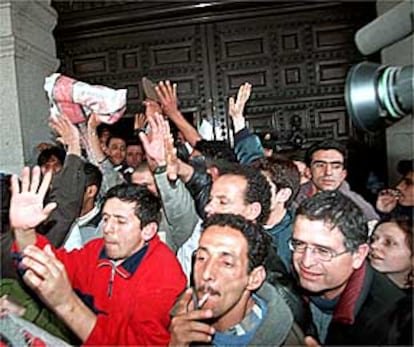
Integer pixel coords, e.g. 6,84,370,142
198,293,210,308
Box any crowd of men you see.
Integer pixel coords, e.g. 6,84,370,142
0,81,412,346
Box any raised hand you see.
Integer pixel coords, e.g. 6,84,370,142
143,99,162,120
21,244,73,310
139,113,168,168
168,288,215,347
228,82,252,133
165,124,179,181
376,189,399,213
49,114,81,155
134,112,147,132
10,166,57,231
87,112,102,132
155,80,180,118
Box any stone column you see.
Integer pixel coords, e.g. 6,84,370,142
0,0,59,175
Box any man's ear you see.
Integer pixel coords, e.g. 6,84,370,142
85,184,99,199
247,266,266,291
141,222,158,241
275,187,292,204
209,166,220,181
246,202,262,222
351,243,370,270
341,168,348,181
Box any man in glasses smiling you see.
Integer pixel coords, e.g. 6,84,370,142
291,191,405,345
295,139,378,222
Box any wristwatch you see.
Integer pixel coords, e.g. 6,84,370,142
153,165,167,174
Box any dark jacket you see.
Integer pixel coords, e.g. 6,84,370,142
308,261,407,345
265,209,295,272
185,164,212,220
234,128,264,164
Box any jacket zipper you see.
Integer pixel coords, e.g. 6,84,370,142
108,262,116,297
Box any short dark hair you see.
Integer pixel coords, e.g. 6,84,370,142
97,124,111,138
221,164,271,224
126,139,142,148
84,162,102,193
202,213,270,272
103,184,161,227
296,190,368,252
37,146,66,167
106,135,126,147
250,155,300,207
397,159,414,176
305,139,347,168
194,139,237,163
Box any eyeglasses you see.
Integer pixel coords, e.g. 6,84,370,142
311,160,344,171
288,238,349,262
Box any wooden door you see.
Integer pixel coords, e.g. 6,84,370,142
55,2,375,147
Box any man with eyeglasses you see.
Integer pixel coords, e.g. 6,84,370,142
295,139,378,221
290,190,406,345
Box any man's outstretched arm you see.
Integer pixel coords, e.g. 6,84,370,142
10,166,97,342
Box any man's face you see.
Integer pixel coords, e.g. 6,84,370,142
102,198,146,262
193,225,251,319
40,155,62,176
205,175,253,220
396,172,414,206
292,215,366,299
126,145,144,168
107,138,126,165
370,222,412,275
310,149,347,191
131,169,158,196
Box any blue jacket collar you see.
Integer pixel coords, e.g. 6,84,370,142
98,243,149,277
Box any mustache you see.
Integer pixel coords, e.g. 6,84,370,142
196,285,220,297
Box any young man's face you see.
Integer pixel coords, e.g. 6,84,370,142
40,155,62,176
102,198,146,262
310,149,347,192
396,172,414,206
107,138,126,165
205,175,257,221
131,169,158,197
292,215,366,299
126,145,144,168
193,225,253,321
370,222,412,275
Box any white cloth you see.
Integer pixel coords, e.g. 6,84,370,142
44,73,127,124
63,205,102,251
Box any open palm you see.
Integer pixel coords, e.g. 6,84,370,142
10,167,57,230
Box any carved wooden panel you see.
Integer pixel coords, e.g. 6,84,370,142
54,2,375,148
57,24,209,120
204,4,372,147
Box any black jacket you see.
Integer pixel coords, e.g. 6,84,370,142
312,262,407,345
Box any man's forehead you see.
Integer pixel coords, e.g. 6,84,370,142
293,215,344,242
103,197,137,213
214,174,247,189
312,149,344,160
109,137,125,145
200,225,248,251
127,145,142,152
